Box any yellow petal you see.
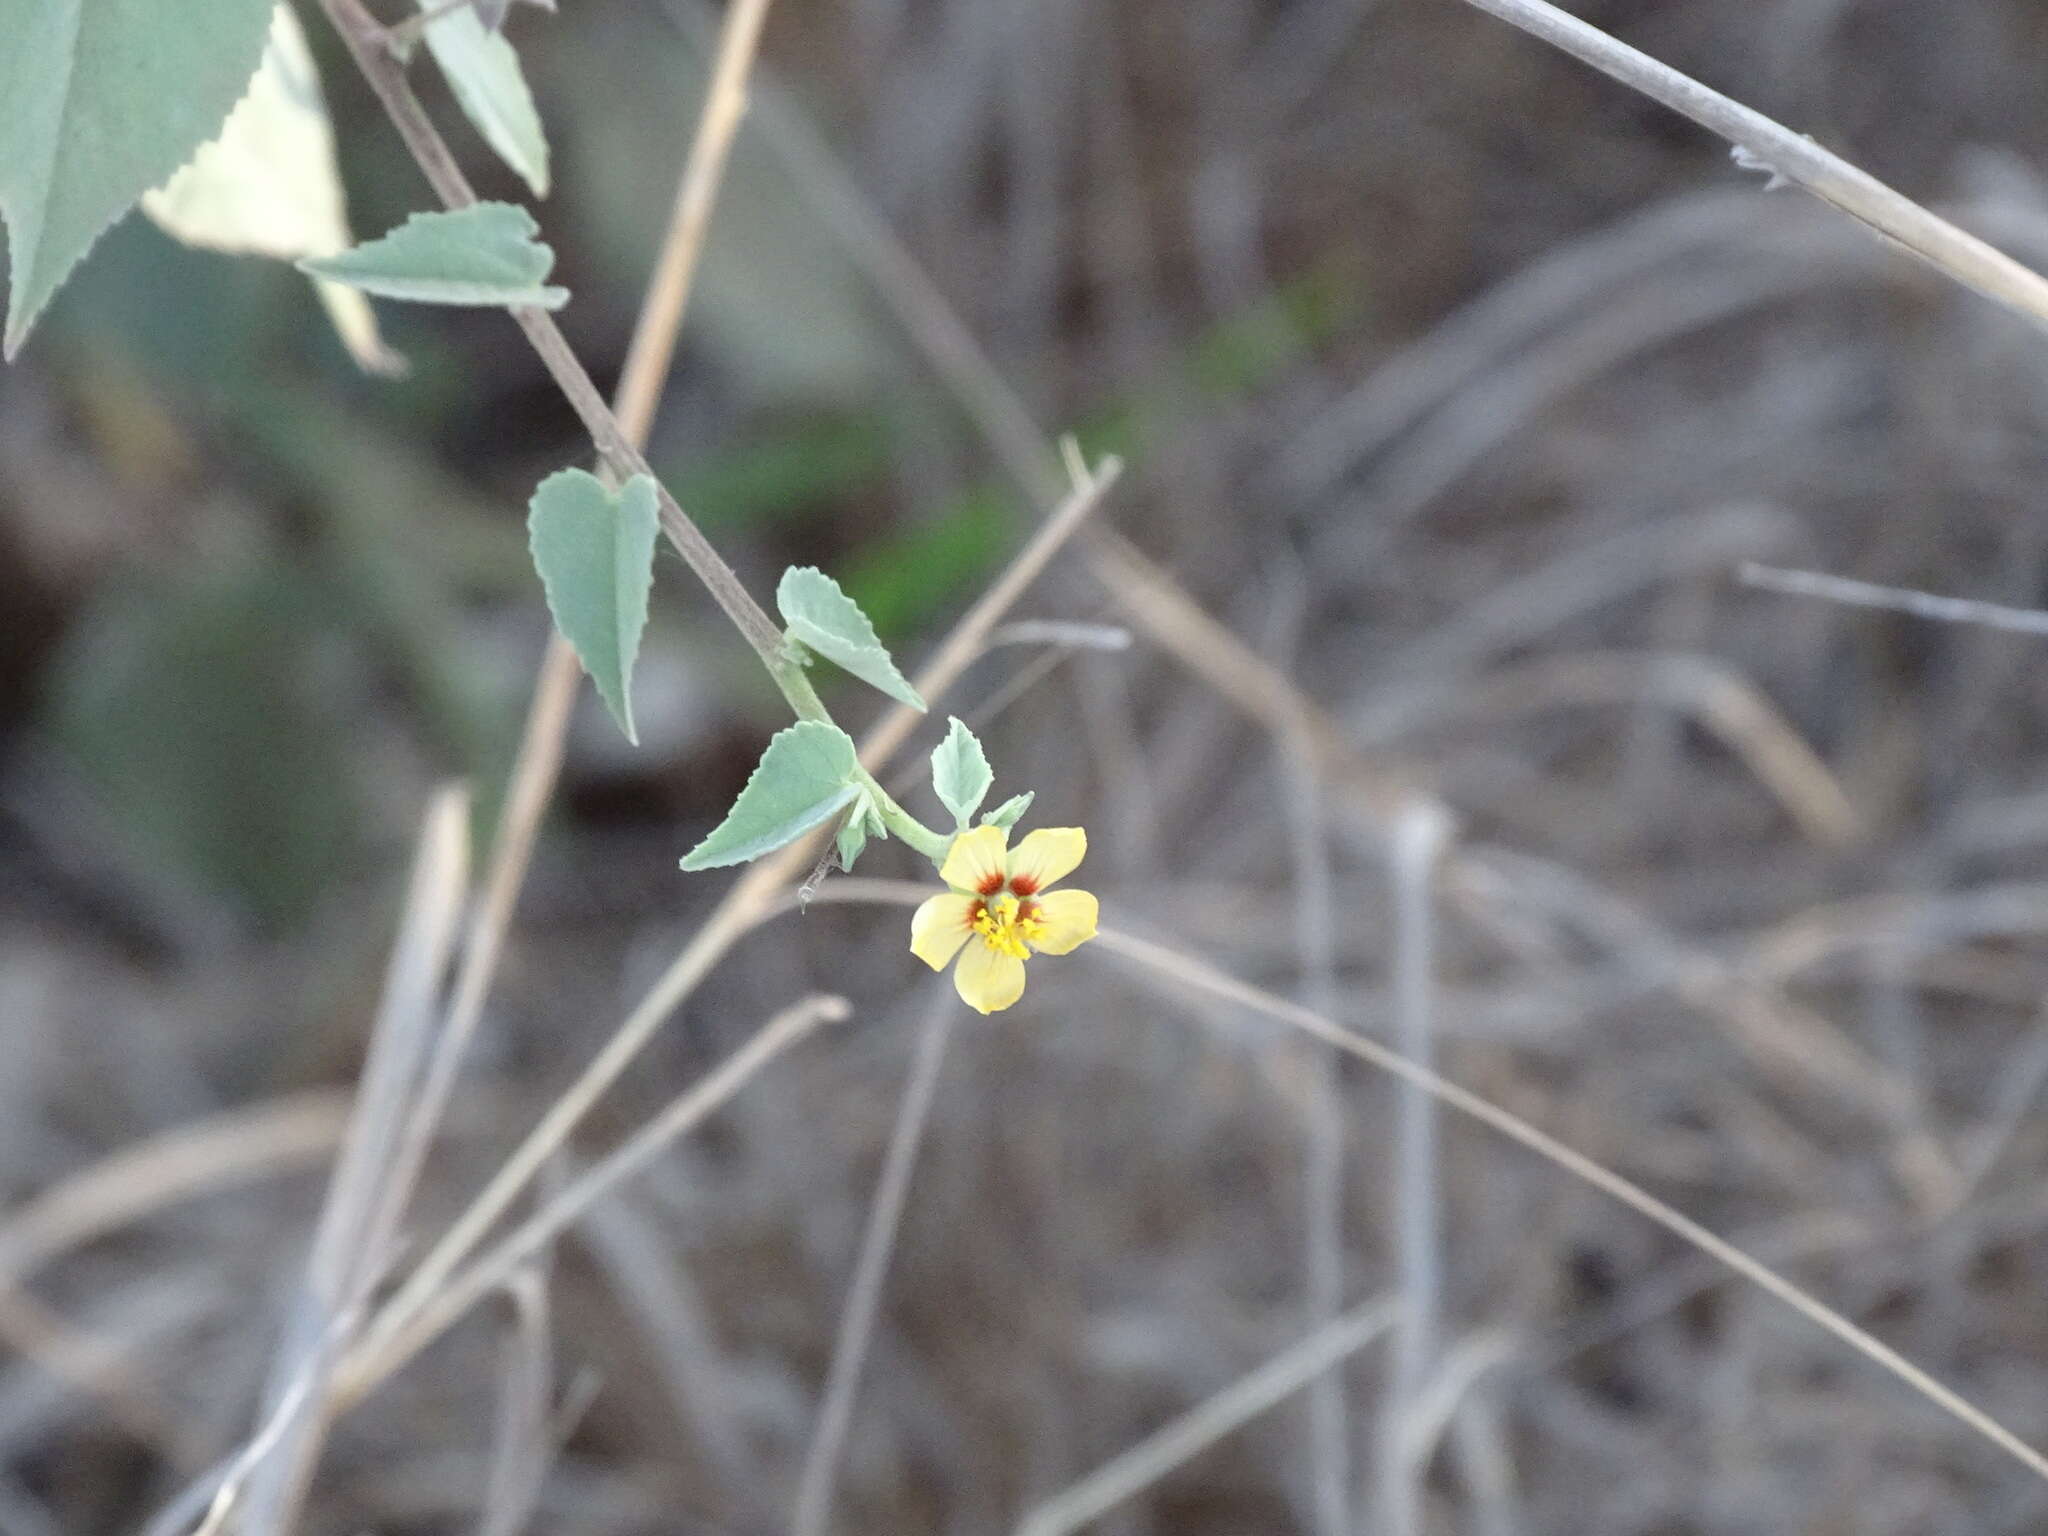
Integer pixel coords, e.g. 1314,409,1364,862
954,940,1027,1014
1006,827,1086,893
1027,888,1098,955
940,824,1009,894
910,892,977,970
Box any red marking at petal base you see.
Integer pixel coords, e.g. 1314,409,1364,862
977,873,1006,896
1008,875,1040,897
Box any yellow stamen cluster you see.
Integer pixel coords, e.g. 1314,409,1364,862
972,893,1039,958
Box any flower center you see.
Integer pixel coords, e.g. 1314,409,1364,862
972,892,1043,959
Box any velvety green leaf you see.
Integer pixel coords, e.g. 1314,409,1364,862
419,2,549,197
931,717,992,829
299,203,567,308
981,792,1034,830
834,788,889,870
777,565,924,710
527,469,659,743
835,793,870,870
141,5,401,375
834,814,867,872
680,721,863,871
0,0,276,357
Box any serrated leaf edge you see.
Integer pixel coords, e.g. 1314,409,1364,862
931,716,992,829
526,467,656,744
777,566,926,711
296,203,568,308
679,721,864,871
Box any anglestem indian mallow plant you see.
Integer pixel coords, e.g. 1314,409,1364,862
283,0,1104,1013
514,360,1102,1014
329,0,1100,1013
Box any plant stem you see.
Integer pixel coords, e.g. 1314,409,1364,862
772,661,949,859
861,775,949,862
319,0,791,678
318,0,959,866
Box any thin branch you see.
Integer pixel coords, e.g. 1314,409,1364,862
1740,561,2048,638
1451,0,2048,327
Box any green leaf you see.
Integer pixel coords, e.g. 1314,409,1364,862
982,792,1034,830
681,721,863,871
0,0,277,357
834,815,867,871
418,2,549,198
298,203,567,308
777,566,925,710
527,469,659,744
931,717,992,830
835,787,890,870
835,794,870,870
141,5,401,376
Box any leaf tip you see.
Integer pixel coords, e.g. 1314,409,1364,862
610,701,639,748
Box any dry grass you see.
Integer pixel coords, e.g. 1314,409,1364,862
11,1,2048,1533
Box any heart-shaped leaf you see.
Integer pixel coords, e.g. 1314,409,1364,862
300,203,567,309
1,0,277,357
777,566,924,710
527,468,660,743
681,721,863,870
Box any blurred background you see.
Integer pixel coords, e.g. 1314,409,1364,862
10,0,2048,1530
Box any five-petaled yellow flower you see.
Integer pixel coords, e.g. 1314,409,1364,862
911,824,1098,1013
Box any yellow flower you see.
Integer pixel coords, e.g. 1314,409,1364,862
910,824,1099,1013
